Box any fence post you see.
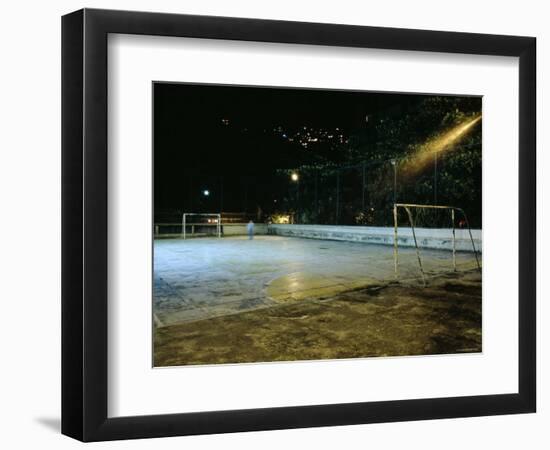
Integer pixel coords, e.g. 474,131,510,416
315,170,319,218
335,170,340,224
362,162,366,212
434,151,438,204
451,208,456,271
391,159,397,206
393,204,398,278
182,214,186,240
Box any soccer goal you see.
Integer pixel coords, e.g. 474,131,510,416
393,203,481,284
182,213,221,239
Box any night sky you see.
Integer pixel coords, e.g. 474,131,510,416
154,83,427,215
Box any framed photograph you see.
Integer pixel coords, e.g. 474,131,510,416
62,8,536,441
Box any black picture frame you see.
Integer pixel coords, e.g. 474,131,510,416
62,8,536,442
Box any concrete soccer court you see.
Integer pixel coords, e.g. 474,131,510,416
153,235,480,327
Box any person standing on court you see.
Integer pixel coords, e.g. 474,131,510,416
247,220,254,240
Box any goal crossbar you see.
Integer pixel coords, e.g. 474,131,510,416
393,203,480,284
182,213,221,239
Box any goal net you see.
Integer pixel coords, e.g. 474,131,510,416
182,213,221,239
393,203,480,284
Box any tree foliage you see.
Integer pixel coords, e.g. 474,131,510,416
276,96,482,228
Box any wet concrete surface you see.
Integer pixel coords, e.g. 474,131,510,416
153,236,480,326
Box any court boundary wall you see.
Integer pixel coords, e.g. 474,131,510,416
268,224,481,253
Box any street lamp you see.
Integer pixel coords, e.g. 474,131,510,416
203,189,210,196
291,172,299,182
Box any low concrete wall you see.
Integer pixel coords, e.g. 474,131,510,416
154,223,268,238
268,224,481,252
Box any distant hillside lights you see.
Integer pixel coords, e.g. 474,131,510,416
275,125,348,148
221,118,349,148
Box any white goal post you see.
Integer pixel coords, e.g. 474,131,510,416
182,213,221,239
393,203,480,284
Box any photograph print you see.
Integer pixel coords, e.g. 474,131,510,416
153,83,482,367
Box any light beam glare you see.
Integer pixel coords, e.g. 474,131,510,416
402,114,482,176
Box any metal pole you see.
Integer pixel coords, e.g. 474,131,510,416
217,213,221,238
393,204,399,278
335,170,340,224
362,162,366,212
434,151,438,205
182,213,186,240
392,160,397,205
315,171,319,219
451,208,456,271
296,178,300,223
405,206,426,286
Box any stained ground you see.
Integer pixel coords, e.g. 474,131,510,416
154,270,481,367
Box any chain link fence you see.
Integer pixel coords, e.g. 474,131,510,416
276,143,482,228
